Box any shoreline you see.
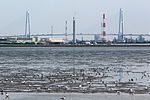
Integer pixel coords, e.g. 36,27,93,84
0,44,150,47
1,92,150,94
1,92,150,100
2,90,150,94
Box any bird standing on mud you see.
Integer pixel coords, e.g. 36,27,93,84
5,92,9,99
129,89,135,95
117,91,121,95
1,89,4,95
60,96,66,100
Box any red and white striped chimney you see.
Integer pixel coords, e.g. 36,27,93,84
101,13,106,41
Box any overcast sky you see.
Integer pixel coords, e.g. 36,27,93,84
0,0,149,38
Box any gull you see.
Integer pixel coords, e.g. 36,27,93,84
1,89,4,95
117,91,121,95
144,86,148,90
5,93,9,98
129,89,135,95
79,85,82,88
60,96,66,100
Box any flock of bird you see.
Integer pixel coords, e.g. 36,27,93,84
0,65,150,100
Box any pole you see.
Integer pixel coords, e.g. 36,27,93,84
25,11,28,37
73,17,75,45
51,26,53,38
27,11,31,38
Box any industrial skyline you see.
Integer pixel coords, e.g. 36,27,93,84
0,9,150,41
0,0,149,38
1,8,150,42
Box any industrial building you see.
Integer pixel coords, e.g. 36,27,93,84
46,38,65,44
